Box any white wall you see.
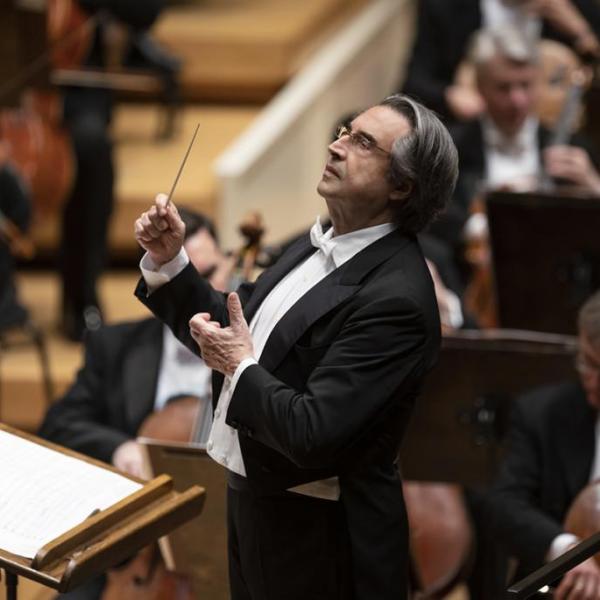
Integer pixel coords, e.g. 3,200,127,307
214,0,417,249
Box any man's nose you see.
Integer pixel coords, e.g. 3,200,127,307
328,136,347,159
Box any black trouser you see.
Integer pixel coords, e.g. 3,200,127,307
227,474,354,600
61,88,114,313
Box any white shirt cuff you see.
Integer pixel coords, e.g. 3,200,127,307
139,248,189,293
547,533,580,562
229,357,258,391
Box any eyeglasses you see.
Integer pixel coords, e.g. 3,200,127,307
335,125,390,156
575,353,600,377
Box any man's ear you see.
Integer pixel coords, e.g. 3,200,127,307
389,182,412,201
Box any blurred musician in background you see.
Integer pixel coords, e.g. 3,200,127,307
59,0,179,341
427,25,600,270
489,290,600,599
402,0,600,123
1,0,178,339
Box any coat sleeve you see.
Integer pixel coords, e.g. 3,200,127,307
226,294,430,469
489,396,564,569
135,262,255,357
38,330,130,463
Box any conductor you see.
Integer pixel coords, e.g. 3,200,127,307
133,94,458,600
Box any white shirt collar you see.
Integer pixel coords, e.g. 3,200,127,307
309,216,396,268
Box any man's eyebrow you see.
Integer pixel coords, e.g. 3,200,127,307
349,125,378,144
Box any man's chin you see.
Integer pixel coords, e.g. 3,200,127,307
316,178,333,198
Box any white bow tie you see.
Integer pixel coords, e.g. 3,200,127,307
309,218,336,259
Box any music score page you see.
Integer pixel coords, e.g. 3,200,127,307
0,430,142,558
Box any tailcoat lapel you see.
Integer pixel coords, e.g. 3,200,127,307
258,230,410,374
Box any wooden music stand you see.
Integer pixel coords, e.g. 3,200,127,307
399,329,577,486
487,190,600,335
0,424,205,599
138,438,229,599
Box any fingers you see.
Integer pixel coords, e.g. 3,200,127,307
135,193,186,249
227,293,245,330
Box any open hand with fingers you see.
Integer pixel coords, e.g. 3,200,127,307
134,193,186,266
189,293,254,377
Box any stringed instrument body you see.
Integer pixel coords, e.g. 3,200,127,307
404,482,474,598
101,394,206,600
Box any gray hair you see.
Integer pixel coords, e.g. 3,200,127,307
469,25,539,71
578,290,600,348
379,94,459,235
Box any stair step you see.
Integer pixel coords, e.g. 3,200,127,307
31,103,259,258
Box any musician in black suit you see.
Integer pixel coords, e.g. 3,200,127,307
402,0,600,122
489,290,600,599
60,0,178,340
40,209,230,474
427,25,600,256
133,94,459,600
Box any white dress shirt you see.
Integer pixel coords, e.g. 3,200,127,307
482,117,541,191
141,218,396,500
154,325,212,411
463,117,541,241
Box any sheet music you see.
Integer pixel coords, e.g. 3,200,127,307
0,430,142,558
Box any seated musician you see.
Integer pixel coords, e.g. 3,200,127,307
489,290,600,599
402,0,600,123
40,208,232,478
428,24,600,256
